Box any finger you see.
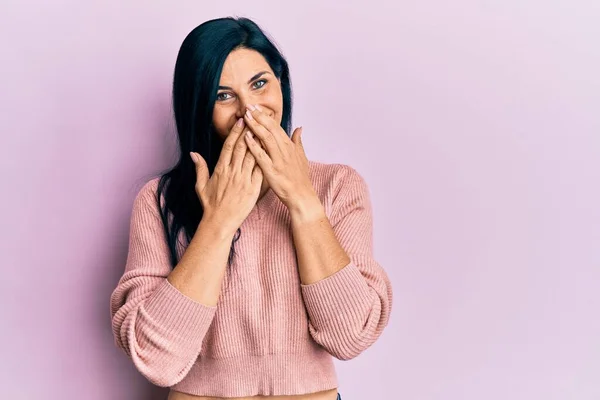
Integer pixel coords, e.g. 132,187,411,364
190,152,209,192
291,126,302,145
294,127,309,161
241,145,257,178
250,104,283,137
244,107,282,157
230,127,250,171
245,130,271,171
215,118,245,169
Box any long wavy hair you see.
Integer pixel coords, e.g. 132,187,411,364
154,17,293,269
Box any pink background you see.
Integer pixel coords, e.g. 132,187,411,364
2,1,599,399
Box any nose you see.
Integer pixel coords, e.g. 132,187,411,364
235,92,257,118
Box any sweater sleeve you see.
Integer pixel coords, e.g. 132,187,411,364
109,179,217,387
300,165,393,360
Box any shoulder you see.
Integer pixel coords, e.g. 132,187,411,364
135,177,160,201
307,160,368,196
131,177,162,215
307,160,371,225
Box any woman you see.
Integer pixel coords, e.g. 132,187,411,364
110,16,393,400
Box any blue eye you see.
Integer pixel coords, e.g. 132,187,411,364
217,92,232,101
216,79,267,101
253,79,267,89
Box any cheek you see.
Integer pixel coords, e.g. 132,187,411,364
266,88,283,119
212,108,231,138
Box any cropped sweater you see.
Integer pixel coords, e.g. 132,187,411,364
109,160,393,398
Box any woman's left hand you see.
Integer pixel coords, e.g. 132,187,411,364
243,104,316,210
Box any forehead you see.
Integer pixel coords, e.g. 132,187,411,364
219,48,273,83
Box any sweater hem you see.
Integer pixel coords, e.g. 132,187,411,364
170,349,337,397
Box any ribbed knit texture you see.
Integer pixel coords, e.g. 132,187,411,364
110,160,393,398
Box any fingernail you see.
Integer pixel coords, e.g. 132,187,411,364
236,118,244,127
189,152,197,162
247,104,256,111
245,109,254,120
254,104,262,112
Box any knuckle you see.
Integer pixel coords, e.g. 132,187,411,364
223,142,234,152
234,137,245,149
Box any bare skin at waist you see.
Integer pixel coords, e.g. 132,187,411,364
167,388,339,400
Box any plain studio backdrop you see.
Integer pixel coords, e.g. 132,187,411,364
1,1,598,399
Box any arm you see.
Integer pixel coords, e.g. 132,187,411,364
109,179,234,387
289,165,393,360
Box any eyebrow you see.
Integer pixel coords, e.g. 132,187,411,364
218,71,271,90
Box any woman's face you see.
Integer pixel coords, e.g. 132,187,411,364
212,48,283,142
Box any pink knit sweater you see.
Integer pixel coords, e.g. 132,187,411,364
110,160,393,398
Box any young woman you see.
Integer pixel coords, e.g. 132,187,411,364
110,16,393,400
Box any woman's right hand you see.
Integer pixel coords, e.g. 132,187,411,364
190,118,263,234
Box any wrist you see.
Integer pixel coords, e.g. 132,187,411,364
288,195,326,224
198,215,238,241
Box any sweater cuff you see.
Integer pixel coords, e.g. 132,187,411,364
300,262,372,329
142,279,218,342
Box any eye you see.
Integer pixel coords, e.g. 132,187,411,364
216,92,232,101
253,79,267,89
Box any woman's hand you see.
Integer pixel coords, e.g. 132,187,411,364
190,118,263,234
243,104,315,210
